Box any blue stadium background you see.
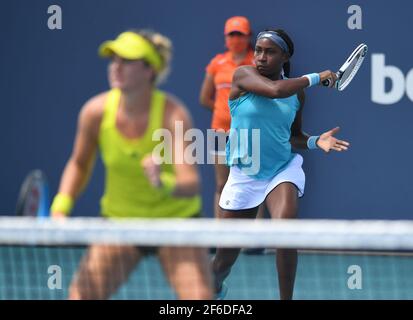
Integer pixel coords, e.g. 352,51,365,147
1,0,412,219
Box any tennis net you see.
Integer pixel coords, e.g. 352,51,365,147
0,217,413,300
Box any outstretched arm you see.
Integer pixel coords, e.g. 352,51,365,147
290,90,350,152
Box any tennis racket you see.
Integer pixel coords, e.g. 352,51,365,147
16,170,50,217
322,43,368,91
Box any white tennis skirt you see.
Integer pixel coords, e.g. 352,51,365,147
219,154,305,211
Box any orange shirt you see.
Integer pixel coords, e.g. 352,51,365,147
206,49,254,131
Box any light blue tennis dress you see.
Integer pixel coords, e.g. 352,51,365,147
219,90,305,210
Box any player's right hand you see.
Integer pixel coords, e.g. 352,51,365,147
319,70,338,88
141,154,162,188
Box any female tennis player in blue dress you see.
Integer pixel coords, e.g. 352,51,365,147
212,29,350,300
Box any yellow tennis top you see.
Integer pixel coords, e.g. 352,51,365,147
98,88,201,218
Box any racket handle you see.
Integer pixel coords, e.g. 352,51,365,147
322,72,339,87
322,79,331,87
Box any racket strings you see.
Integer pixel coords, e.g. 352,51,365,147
337,51,366,91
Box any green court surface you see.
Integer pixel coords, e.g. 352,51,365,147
1,247,412,300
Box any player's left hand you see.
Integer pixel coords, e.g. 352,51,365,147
317,127,350,152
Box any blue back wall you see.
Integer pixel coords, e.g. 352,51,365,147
1,0,412,219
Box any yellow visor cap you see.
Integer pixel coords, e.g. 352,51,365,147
99,32,163,72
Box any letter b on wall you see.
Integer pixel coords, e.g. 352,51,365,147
372,54,413,104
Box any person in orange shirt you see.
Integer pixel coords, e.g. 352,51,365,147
200,16,256,219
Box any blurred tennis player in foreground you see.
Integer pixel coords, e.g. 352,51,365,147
212,28,350,300
50,30,212,299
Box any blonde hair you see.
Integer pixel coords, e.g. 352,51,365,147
130,29,173,85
